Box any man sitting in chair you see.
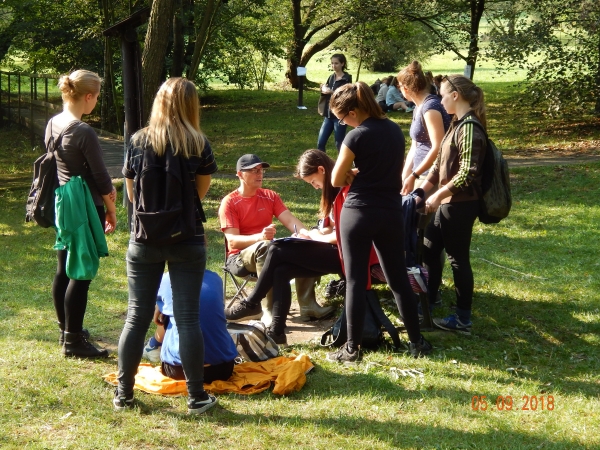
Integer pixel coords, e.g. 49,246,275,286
219,154,334,325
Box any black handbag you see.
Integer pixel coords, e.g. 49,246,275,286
320,290,402,349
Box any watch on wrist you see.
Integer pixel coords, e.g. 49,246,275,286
412,171,420,180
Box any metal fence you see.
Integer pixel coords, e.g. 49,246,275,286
0,71,63,147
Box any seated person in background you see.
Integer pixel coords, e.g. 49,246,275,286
143,270,238,384
386,76,414,112
219,154,332,325
375,76,393,112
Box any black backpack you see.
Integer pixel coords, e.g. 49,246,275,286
25,121,77,228
132,147,202,245
321,290,402,350
454,119,512,224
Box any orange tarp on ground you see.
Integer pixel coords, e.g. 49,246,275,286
104,354,314,396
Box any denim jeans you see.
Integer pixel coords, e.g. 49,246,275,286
317,117,347,153
117,241,207,398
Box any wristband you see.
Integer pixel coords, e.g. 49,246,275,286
412,171,421,180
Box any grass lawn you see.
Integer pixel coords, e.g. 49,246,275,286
0,76,599,448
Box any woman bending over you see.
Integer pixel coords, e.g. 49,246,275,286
329,82,431,363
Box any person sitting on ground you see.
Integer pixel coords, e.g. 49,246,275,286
143,270,238,384
219,154,332,325
224,150,343,345
386,76,414,112
375,76,393,113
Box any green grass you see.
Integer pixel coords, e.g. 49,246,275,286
1,70,599,448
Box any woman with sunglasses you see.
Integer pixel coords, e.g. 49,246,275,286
397,61,451,196
317,53,352,153
421,75,488,334
328,82,432,363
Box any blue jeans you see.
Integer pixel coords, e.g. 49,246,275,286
117,241,207,398
317,117,347,152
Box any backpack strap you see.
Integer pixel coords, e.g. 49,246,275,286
452,117,487,148
365,291,402,349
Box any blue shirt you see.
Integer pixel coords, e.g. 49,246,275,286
386,85,405,106
157,270,238,366
409,94,451,174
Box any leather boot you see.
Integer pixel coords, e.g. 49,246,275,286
261,291,273,328
58,322,89,346
63,331,109,358
295,277,335,322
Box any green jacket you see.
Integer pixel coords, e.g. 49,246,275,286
54,176,108,280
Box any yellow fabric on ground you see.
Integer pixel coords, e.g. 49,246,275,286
103,354,313,396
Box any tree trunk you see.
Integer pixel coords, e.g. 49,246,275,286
141,0,175,123
595,30,600,115
466,0,485,80
171,0,185,77
187,0,222,81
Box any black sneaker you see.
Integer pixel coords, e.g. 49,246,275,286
225,300,263,322
326,343,361,364
187,394,218,414
409,335,433,358
113,389,134,411
267,328,288,347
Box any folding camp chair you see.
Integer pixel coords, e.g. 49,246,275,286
222,237,258,308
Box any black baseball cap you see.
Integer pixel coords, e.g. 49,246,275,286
236,154,271,172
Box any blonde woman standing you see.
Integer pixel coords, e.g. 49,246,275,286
115,78,218,414
48,70,116,358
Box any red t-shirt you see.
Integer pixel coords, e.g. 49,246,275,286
219,188,287,256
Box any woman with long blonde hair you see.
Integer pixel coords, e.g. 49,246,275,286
115,78,218,414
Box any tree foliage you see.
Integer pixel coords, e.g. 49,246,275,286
486,0,600,114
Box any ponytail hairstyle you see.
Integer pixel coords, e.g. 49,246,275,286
442,75,487,129
330,81,386,120
396,61,428,94
331,53,348,71
58,70,102,104
295,149,339,219
133,77,205,158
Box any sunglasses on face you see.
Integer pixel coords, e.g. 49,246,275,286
242,167,266,175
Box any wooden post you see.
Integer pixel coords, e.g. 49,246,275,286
44,77,49,125
17,73,21,126
30,76,35,148
7,73,10,124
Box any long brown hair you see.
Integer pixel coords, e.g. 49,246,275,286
133,77,206,158
442,75,487,129
330,82,385,120
294,149,339,219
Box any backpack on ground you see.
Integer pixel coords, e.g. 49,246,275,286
454,119,512,224
133,147,202,245
25,120,77,228
226,321,279,362
320,290,402,350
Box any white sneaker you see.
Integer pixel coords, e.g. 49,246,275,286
142,339,161,363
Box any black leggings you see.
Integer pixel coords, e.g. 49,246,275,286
52,205,105,332
423,200,478,317
339,206,421,347
246,240,342,335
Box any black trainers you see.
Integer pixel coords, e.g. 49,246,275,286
113,389,134,411
59,328,89,346
409,335,433,358
326,343,361,364
63,331,109,358
187,394,218,414
324,279,346,299
225,300,263,322
267,328,288,347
